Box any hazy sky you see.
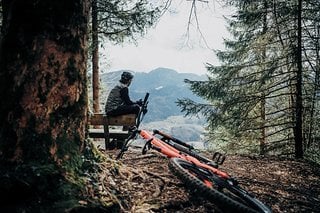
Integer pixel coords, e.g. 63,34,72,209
102,1,232,75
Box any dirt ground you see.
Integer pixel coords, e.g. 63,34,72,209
99,147,320,213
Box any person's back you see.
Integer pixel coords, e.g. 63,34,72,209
106,84,126,113
105,71,141,116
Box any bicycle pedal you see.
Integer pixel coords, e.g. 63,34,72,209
212,152,226,165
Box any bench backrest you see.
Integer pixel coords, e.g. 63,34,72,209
89,113,136,126
89,113,105,126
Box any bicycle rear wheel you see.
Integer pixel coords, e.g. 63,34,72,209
169,158,271,213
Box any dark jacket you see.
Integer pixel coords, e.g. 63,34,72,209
105,84,134,113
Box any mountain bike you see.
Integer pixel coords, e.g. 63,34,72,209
117,93,272,213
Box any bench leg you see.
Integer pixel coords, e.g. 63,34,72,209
116,140,124,149
104,123,110,150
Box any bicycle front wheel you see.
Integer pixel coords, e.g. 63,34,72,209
169,157,271,213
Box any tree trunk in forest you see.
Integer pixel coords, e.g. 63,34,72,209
260,96,266,155
295,0,303,158
0,0,91,211
259,1,268,156
306,26,320,149
92,0,101,113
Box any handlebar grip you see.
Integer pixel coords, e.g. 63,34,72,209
143,92,149,104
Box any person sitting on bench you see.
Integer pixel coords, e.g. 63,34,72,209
105,71,142,118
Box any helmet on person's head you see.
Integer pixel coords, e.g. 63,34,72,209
120,71,134,84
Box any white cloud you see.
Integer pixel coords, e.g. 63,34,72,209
102,1,232,75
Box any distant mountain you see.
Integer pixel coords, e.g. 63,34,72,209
99,67,207,122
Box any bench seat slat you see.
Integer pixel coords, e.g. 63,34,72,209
108,114,136,126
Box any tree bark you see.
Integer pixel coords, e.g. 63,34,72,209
295,0,303,158
92,0,101,113
0,0,89,163
0,0,90,210
259,0,268,156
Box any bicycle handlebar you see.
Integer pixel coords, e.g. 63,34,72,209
136,92,149,128
143,92,150,104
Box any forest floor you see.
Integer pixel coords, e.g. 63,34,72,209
97,146,320,213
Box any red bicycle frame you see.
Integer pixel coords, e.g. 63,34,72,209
139,129,230,179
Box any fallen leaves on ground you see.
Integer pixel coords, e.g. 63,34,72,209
95,147,320,213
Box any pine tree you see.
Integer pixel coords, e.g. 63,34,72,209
299,0,320,161
178,0,320,160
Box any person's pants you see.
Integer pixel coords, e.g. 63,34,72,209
106,104,140,116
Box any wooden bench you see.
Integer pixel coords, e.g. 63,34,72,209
88,113,136,149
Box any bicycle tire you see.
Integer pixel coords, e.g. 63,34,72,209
169,158,271,213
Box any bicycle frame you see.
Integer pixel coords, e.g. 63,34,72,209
139,129,230,179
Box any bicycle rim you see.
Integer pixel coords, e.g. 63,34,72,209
169,158,271,213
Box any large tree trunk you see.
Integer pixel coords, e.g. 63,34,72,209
0,0,91,211
0,0,89,164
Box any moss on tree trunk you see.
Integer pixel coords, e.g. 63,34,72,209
0,0,117,211
0,0,88,162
